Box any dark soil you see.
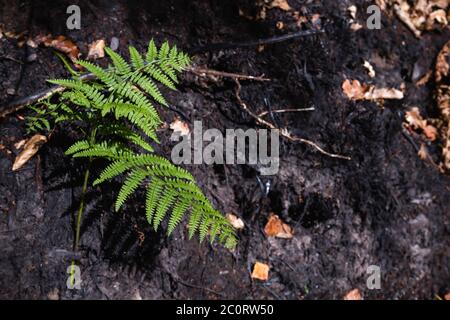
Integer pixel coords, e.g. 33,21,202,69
0,0,449,299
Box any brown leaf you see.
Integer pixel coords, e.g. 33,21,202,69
264,214,293,238
87,39,106,60
363,60,376,78
342,79,404,101
436,39,450,83
342,79,369,100
35,34,81,67
343,288,362,300
12,134,47,171
405,107,438,141
251,262,270,281
14,139,26,149
169,118,190,136
394,0,449,38
435,40,450,170
418,143,429,160
269,0,292,11
226,213,245,230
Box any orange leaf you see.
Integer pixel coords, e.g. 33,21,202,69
12,134,47,171
35,34,81,68
343,288,362,300
264,214,293,238
251,262,270,281
226,213,245,229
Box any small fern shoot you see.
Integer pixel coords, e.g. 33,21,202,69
27,40,237,250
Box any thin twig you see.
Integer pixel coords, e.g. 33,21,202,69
0,55,24,64
191,29,324,54
233,79,351,161
258,107,315,117
186,66,269,81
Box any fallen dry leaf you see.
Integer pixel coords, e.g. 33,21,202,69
344,288,362,300
251,262,270,281
350,22,364,31
405,107,438,141
436,39,450,83
348,5,357,19
416,70,432,86
14,139,26,149
169,118,190,136
35,34,80,66
393,0,449,38
342,79,368,100
342,79,404,101
264,214,293,238
226,213,245,230
363,60,376,78
12,134,47,171
87,39,106,60
435,40,450,169
269,0,292,11
418,143,430,160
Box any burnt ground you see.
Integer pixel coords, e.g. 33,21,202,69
0,0,449,300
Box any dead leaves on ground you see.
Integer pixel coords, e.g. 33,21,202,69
238,0,318,29
390,0,449,38
169,118,191,136
343,288,363,300
401,40,450,172
226,213,245,230
264,214,293,238
251,261,270,281
12,134,47,171
405,107,438,141
87,39,106,60
0,25,108,69
342,79,404,101
435,40,450,170
34,34,81,66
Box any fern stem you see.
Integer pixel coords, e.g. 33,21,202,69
73,128,97,252
73,159,91,252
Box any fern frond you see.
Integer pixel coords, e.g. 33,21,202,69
75,59,116,86
146,39,158,62
129,73,168,106
72,141,136,160
65,140,91,155
167,197,190,235
48,79,107,106
129,46,145,69
27,39,237,250
145,178,164,224
105,47,131,75
115,168,149,211
99,123,154,152
153,188,176,230
143,63,176,90
158,41,170,60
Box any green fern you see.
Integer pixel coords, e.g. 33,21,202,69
26,40,237,250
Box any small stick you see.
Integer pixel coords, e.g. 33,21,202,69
234,79,351,161
192,29,324,54
186,66,269,81
258,107,315,117
0,55,24,64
